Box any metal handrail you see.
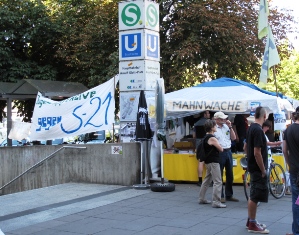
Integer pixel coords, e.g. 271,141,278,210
0,146,86,192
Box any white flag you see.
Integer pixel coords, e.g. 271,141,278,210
258,0,269,39
259,26,280,87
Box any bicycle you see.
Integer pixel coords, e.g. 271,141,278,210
240,154,286,201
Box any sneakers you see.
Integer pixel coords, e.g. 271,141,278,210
197,182,202,187
246,218,267,229
221,198,226,203
248,221,269,234
212,202,226,208
226,197,239,202
199,199,211,204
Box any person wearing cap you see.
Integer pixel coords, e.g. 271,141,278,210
213,111,238,203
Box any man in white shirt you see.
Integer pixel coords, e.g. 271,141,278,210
214,111,238,202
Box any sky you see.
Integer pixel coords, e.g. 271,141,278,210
271,0,299,49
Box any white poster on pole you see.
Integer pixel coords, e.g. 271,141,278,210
30,77,118,141
120,91,154,121
119,60,159,91
274,112,286,131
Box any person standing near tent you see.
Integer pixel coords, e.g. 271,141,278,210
233,114,249,152
290,106,299,124
213,111,239,203
193,110,210,186
283,110,299,235
262,120,282,151
245,106,269,234
198,119,225,208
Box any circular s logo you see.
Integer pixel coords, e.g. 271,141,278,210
146,4,158,28
121,3,141,27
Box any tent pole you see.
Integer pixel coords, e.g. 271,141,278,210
112,76,116,143
160,140,164,184
6,98,12,147
133,141,150,189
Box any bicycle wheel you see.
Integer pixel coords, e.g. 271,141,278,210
243,171,250,201
269,163,286,199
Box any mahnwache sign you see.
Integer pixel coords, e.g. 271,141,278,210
119,0,159,32
167,100,247,113
119,60,160,91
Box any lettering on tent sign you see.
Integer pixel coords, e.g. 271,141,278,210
168,100,247,113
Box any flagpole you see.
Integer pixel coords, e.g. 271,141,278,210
258,0,280,89
273,66,279,97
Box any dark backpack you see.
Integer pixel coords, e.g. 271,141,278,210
196,135,213,161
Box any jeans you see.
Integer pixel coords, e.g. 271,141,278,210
290,173,299,235
219,150,234,198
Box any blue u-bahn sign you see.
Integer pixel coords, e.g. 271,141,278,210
119,30,159,61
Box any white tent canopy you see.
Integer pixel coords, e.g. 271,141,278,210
148,77,294,120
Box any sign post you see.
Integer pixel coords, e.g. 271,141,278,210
118,0,160,141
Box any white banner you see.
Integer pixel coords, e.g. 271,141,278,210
30,77,118,141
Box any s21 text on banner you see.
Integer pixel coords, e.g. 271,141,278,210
30,76,118,141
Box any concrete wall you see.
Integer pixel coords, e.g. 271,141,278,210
0,143,141,195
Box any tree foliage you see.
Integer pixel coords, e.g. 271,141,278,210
0,0,59,82
265,49,299,99
44,0,120,87
0,0,297,121
158,0,294,92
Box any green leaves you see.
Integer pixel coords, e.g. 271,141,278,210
159,0,294,91
0,0,296,122
265,50,299,99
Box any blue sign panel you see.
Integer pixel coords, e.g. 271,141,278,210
121,33,142,58
146,33,159,59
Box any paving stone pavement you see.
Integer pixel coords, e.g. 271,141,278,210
0,183,293,235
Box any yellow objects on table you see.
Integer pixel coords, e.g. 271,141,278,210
163,153,287,183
